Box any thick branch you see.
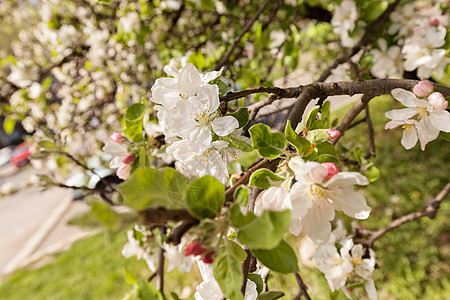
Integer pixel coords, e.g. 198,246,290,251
139,207,197,224
317,0,400,82
215,0,271,70
360,182,450,248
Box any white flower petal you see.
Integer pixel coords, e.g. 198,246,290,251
401,125,418,150
103,140,128,157
365,279,378,300
177,63,202,96
416,117,440,150
201,67,224,84
301,205,334,243
332,187,371,219
289,182,313,219
211,116,239,136
391,89,422,107
429,110,450,132
385,107,417,120
326,172,369,189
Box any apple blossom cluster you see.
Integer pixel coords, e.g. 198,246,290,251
300,221,377,300
150,63,242,183
385,81,450,150
330,0,449,80
102,132,135,180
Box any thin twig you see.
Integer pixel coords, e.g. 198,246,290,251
359,182,450,248
294,273,312,300
156,243,165,292
215,0,271,70
241,249,253,295
347,117,366,130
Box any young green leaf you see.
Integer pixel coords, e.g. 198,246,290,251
249,168,284,189
257,291,285,300
248,274,264,295
252,240,299,274
213,250,244,300
285,121,311,155
119,167,190,210
305,105,320,131
306,142,339,165
186,175,225,219
234,185,250,207
230,205,291,250
220,133,253,152
228,107,249,128
250,124,287,159
210,79,230,97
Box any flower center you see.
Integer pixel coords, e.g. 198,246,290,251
308,184,333,207
179,93,189,100
401,123,413,133
352,257,362,266
412,106,428,121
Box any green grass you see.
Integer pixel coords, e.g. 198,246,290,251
0,96,448,299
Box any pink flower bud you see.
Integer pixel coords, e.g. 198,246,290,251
117,164,131,180
413,81,434,98
428,92,448,110
122,154,135,164
430,18,439,26
110,132,123,143
185,241,207,257
322,162,339,179
325,129,340,140
200,251,215,264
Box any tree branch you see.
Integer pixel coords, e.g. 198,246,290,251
294,272,312,300
359,182,450,248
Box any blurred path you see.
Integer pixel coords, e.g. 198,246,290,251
0,165,91,279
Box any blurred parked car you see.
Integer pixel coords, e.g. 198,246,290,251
0,146,13,167
11,142,31,167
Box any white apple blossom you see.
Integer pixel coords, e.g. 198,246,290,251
370,39,403,78
119,11,141,33
385,88,450,150
331,0,360,48
122,230,158,272
161,240,195,273
288,157,371,243
254,186,292,217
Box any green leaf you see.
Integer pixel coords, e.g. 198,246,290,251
310,119,329,130
234,185,250,206
305,105,320,131
187,51,205,70
227,239,247,261
213,249,244,300
353,146,363,166
248,274,263,295
439,131,450,141
139,147,147,168
221,133,253,152
230,205,290,250
252,240,299,274
211,79,230,97
91,200,121,230
124,103,146,142
186,175,225,219
364,165,380,183
3,116,16,135
137,276,164,300
320,101,331,126
228,108,249,128
38,140,58,150
257,291,285,300
285,121,311,155
250,124,287,159
306,142,339,165
120,167,190,210
249,168,284,189
124,268,138,285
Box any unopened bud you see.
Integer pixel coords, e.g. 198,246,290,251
430,18,439,26
413,81,434,98
428,92,448,110
122,154,135,164
322,162,339,179
200,250,215,264
117,164,131,180
325,129,341,140
185,241,207,257
111,132,123,143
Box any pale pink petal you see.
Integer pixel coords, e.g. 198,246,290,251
103,140,128,157
289,218,303,236
365,279,378,300
201,67,224,84
109,156,123,168
301,204,335,244
429,110,450,132
289,182,313,219
310,164,328,183
211,116,239,136
385,120,404,130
